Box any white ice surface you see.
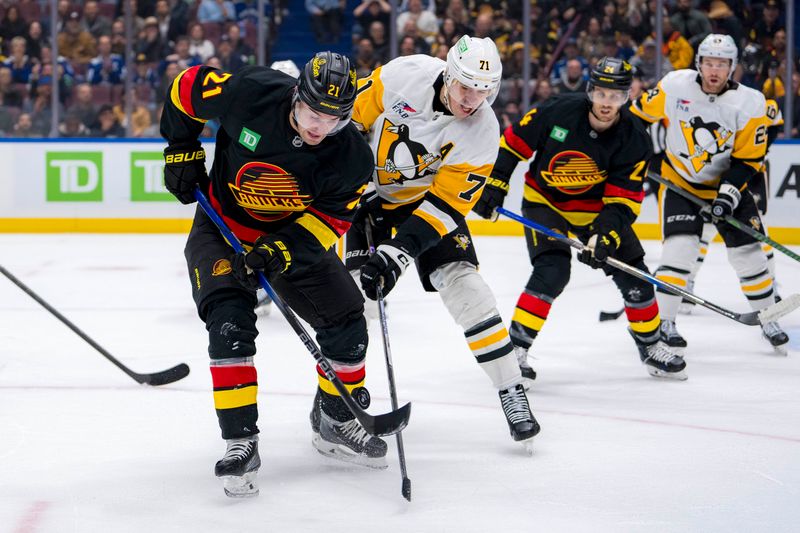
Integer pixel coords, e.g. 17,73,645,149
1,234,799,533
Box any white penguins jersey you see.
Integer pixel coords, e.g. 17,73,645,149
631,69,768,190
352,54,499,237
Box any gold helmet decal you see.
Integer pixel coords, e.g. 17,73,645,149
312,56,326,78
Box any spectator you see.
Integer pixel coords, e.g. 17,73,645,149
215,35,245,73
554,58,588,94
661,15,694,71
188,22,216,63
444,0,470,29
630,37,672,88
789,71,799,137
70,83,98,129
396,0,438,42
131,53,159,94
437,17,463,48
26,73,63,136
114,0,146,32
751,0,783,49
155,0,189,43
399,35,419,56
499,100,520,130
226,24,254,63
367,21,390,64
629,73,644,101
91,103,126,137
156,61,180,107
617,30,636,61
399,19,429,53
602,34,621,61
578,17,604,60
59,111,89,137
87,35,126,85
354,37,379,77
136,17,167,63
533,78,553,106
24,21,45,61
163,36,202,71
761,58,783,100
0,66,25,108
432,42,448,60
113,101,152,137
550,39,588,86
707,0,745,49
306,0,344,44
740,42,767,89
110,19,128,55
12,112,38,137
57,11,97,65
83,0,112,39
48,0,73,36
197,0,237,24
0,5,28,45
472,11,495,40
38,44,77,100
3,36,35,84
669,0,712,49
353,0,390,38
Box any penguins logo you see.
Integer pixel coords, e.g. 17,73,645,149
540,151,607,195
749,216,762,231
453,233,471,251
228,161,312,222
679,117,733,172
375,118,441,185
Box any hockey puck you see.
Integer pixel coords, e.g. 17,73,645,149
352,387,371,409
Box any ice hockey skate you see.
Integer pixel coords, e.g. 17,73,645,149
514,346,536,390
498,383,540,455
761,321,789,356
215,435,261,498
254,288,272,316
659,319,687,353
310,392,388,469
633,335,687,380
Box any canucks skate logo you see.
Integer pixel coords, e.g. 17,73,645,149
229,161,311,222
375,118,441,185
453,233,471,250
679,117,733,172
540,150,607,195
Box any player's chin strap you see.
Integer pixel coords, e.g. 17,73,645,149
495,206,800,326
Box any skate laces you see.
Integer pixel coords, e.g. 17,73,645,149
647,342,681,363
338,419,371,448
224,438,255,462
500,386,531,424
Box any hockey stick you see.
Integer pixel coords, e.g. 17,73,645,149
647,171,800,263
364,224,412,502
0,264,190,386
195,188,410,437
598,307,625,322
496,207,800,326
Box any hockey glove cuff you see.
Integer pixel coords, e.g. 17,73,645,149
352,190,390,233
472,176,510,220
163,142,208,204
231,236,292,289
710,182,741,221
360,241,412,300
578,230,621,269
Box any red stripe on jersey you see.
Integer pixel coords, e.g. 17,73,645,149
307,206,351,237
604,183,644,202
624,302,658,322
524,176,604,212
517,292,552,318
209,190,264,245
503,126,534,159
179,66,201,117
210,364,257,389
317,364,365,384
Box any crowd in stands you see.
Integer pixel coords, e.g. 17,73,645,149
0,0,797,138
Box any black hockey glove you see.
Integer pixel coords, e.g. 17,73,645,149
578,230,621,269
231,236,292,289
472,177,510,220
360,240,412,300
352,190,389,232
163,142,208,204
710,181,741,221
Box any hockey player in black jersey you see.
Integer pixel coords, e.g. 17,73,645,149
474,57,687,381
160,52,385,498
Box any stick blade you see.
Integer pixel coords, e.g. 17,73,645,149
401,477,412,501
361,402,411,437
137,363,191,386
759,293,800,324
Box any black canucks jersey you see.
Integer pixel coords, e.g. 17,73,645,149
492,93,653,227
161,65,373,268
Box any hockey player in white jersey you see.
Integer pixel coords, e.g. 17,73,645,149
630,34,789,354
344,36,539,450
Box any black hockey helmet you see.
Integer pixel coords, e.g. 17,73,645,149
296,51,357,118
588,57,633,91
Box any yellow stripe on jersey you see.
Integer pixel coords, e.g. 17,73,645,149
170,69,207,124
296,212,339,250
429,162,493,216
352,66,385,133
346,184,369,211
499,135,527,161
732,114,768,162
415,206,450,236
603,196,642,216
523,186,598,227
213,385,258,410
630,81,667,123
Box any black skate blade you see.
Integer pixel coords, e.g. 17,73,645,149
359,402,411,437
136,363,191,386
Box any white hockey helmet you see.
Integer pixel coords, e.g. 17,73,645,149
445,35,503,104
695,34,738,78
270,59,301,78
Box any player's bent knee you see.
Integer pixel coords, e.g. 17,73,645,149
430,261,499,330
727,242,767,278
660,234,700,272
532,251,571,297
205,295,258,359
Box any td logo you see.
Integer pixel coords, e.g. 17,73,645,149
46,152,103,201
130,152,173,201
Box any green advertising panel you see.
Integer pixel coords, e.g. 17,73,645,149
46,151,103,201
130,152,173,201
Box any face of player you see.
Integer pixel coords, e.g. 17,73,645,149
699,57,732,94
446,81,491,118
291,100,342,145
588,86,628,125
